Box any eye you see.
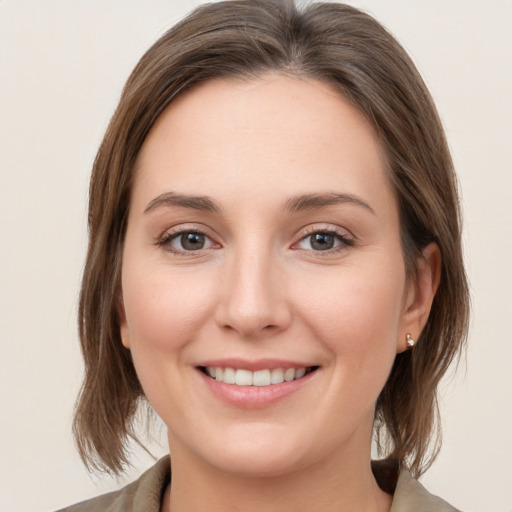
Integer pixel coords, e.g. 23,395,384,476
159,230,215,253
295,230,352,252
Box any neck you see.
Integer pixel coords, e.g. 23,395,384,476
163,438,392,512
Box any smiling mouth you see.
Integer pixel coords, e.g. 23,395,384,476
198,366,319,386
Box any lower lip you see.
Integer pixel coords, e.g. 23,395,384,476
197,369,317,409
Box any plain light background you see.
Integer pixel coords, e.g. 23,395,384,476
1,1,511,511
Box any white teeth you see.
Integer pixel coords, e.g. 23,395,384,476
253,369,271,386
270,368,284,384
284,368,295,382
223,367,236,384
235,369,252,386
205,366,311,386
295,367,306,379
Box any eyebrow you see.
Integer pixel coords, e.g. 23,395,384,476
284,192,375,215
144,191,375,216
144,192,221,214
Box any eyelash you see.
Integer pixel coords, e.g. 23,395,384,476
156,225,354,256
156,227,217,255
292,226,354,255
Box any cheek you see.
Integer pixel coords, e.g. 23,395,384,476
292,258,405,366
119,260,221,418
120,261,217,357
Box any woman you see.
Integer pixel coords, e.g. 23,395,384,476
60,1,469,510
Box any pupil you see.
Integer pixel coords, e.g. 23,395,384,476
181,232,205,250
311,233,333,251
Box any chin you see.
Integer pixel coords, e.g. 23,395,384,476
194,425,320,478
210,448,307,478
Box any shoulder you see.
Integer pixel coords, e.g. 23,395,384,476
372,459,462,511
54,456,170,512
391,469,462,512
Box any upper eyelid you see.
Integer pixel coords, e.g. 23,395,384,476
155,222,354,247
158,223,216,239
157,229,220,256
156,224,219,250
296,223,353,239
291,224,355,250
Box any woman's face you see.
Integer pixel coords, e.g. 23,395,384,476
120,74,423,476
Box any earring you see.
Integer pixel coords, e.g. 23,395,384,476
406,333,415,348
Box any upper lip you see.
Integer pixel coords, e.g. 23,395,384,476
196,358,316,371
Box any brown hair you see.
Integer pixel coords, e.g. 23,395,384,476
74,0,469,477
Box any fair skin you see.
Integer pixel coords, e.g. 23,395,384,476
119,74,440,512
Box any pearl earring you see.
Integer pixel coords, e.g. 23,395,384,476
406,333,415,348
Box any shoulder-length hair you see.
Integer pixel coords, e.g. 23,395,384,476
74,0,469,477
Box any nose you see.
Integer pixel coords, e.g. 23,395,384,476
215,247,292,339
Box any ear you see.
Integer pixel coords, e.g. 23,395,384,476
117,293,131,349
397,242,441,353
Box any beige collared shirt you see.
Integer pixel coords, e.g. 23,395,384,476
56,456,461,512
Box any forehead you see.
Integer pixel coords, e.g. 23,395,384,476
132,73,393,216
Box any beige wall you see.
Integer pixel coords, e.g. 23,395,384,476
1,1,511,510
